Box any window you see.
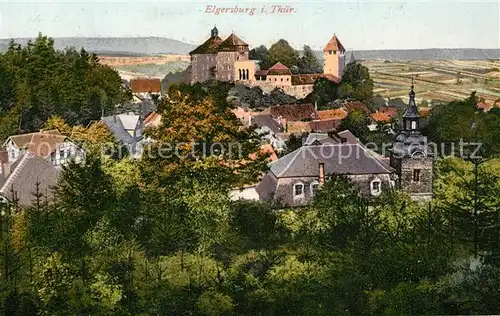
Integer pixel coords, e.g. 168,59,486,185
413,169,421,182
310,181,319,196
287,78,289,81
274,78,277,81
281,78,283,82
59,149,64,158
293,183,304,198
411,121,417,130
370,179,382,196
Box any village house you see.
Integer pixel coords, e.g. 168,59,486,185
101,112,145,158
130,78,162,98
2,130,84,168
188,26,347,99
0,150,60,206
231,86,434,205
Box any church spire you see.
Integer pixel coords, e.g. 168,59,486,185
402,81,421,132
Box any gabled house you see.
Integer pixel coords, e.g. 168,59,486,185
101,113,145,158
0,151,60,207
254,131,396,207
2,130,84,168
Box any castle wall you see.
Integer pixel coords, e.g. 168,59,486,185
216,51,249,81
190,54,217,83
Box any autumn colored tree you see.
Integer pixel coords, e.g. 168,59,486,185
142,82,268,188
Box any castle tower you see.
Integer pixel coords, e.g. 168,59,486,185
323,34,346,79
389,83,434,201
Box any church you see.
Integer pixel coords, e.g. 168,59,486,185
187,26,348,98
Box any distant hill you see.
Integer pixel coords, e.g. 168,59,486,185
315,49,500,61
1,37,498,60
0,37,197,55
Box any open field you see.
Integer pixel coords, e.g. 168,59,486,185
98,55,500,106
361,59,500,106
99,55,190,79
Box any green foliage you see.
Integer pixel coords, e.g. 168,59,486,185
298,45,321,74
249,45,271,69
340,62,374,103
1,83,499,315
0,33,130,137
268,39,300,70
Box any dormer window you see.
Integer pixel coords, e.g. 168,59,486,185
370,178,382,196
293,182,304,198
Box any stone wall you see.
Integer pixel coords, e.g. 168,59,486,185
399,157,434,199
190,54,217,83
274,173,394,207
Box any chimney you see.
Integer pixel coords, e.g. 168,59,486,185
113,115,117,123
248,115,252,127
0,149,10,180
318,162,325,185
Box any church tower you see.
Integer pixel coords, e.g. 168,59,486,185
390,84,434,201
323,34,346,79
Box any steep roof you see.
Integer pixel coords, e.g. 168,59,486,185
5,130,67,158
218,33,249,51
6,130,61,149
0,153,60,206
270,103,317,122
267,62,292,76
323,34,346,53
189,35,223,54
269,143,394,178
380,106,399,118
130,78,161,94
402,87,420,119
101,114,138,145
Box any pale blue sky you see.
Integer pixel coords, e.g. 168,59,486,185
1,0,499,50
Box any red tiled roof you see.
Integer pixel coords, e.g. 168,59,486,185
130,78,161,93
270,104,317,122
477,102,493,112
323,34,345,53
320,73,340,83
342,101,371,114
380,106,399,118
267,62,292,76
287,121,312,134
317,108,348,120
370,111,392,123
144,111,162,127
310,119,342,132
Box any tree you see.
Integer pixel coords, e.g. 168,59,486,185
0,33,130,134
249,45,271,69
340,62,374,103
306,77,340,109
268,39,300,70
142,82,268,188
298,45,321,74
339,109,370,138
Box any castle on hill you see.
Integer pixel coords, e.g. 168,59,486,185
186,27,348,98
